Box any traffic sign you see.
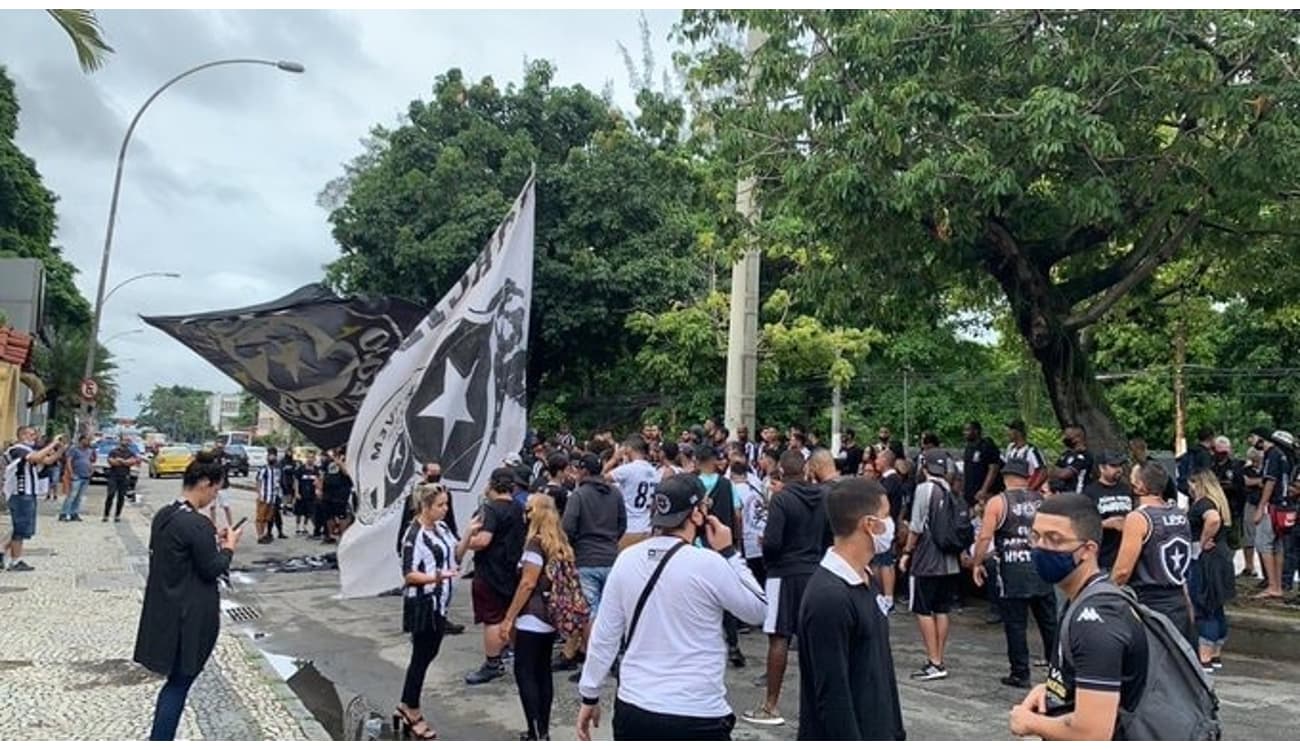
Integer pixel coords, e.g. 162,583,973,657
80,378,99,402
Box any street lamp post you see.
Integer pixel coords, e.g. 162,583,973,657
101,271,182,306
101,329,144,346
80,58,305,437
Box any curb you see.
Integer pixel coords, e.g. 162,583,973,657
230,631,333,741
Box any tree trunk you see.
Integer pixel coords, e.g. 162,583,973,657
982,222,1125,451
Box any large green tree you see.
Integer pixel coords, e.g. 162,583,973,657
136,385,212,443
323,61,713,406
681,10,1300,448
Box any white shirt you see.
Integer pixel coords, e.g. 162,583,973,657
578,536,767,718
733,478,767,559
517,546,555,634
1004,442,1044,474
610,459,659,534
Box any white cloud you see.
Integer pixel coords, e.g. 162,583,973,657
1,8,679,416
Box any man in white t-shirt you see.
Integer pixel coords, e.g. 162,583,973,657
605,435,659,550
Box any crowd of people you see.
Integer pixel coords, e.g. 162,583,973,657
7,412,1297,740
379,415,1293,740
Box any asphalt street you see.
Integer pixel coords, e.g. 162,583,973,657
137,476,1300,741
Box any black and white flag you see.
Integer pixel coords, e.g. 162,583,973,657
339,174,534,598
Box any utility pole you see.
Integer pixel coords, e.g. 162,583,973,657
1173,311,1188,457
830,383,843,456
903,367,912,451
724,27,766,439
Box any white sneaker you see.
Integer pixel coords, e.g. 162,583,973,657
910,662,948,681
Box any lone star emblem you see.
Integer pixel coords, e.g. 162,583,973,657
417,358,479,458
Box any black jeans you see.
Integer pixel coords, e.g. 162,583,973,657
613,699,735,741
400,615,447,708
514,629,557,739
1000,593,1058,680
1283,524,1300,591
104,475,130,519
149,670,198,740
723,613,739,649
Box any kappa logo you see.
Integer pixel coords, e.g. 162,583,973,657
1160,536,1191,585
1076,607,1104,623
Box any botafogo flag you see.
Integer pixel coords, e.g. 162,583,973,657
142,285,424,450
338,173,535,598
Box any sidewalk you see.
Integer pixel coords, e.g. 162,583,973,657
0,490,328,740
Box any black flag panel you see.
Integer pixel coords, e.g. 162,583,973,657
142,284,424,449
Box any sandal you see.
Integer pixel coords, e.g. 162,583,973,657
393,706,438,740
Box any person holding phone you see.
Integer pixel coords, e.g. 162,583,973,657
3,426,64,571
393,482,466,740
133,451,242,740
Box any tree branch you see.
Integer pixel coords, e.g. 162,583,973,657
1195,215,1300,239
1064,208,1202,330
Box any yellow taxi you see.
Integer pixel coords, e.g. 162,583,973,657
149,445,194,478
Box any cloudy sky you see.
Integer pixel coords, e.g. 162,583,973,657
1,9,678,418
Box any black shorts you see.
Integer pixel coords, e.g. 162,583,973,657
294,497,314,518
911,574,958,616
763,573,810,637
328,499,350,519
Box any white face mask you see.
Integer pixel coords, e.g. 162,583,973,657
873,516,896,555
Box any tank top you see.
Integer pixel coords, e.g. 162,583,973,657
995,489,1052,598
1134,503,1192,589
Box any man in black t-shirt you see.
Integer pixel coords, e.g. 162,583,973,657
1048,424,1093,495
962,421,1002,504
1081,452,1133,572
464,467,525,685
1010,494,1148,741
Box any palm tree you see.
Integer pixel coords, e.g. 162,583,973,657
32,330,118,433
46,10,114,73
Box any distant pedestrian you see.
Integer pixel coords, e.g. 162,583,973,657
255,447,284,544
1113,461,1195,645
3,426,63,571
464,468,526,686
59,435,95,522
296,453,321,537
604,435,659,550
133,455,242,740
1047,424,1093,495
102,434,138,523
556,453,626,674
1004,419,1046,492
797,477,905,740
899,449,961,681
1186,470,1235,672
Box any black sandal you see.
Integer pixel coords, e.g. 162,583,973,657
393,706,437,740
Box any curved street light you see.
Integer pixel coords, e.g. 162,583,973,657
102,329,144,346
102,271,182,306
79,58,305,436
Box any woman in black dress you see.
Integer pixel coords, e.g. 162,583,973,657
395,483,469,740
1187,470,1236,671
133,454,242,740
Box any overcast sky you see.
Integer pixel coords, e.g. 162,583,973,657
1,9,678,418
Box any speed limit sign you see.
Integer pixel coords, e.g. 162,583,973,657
80,378,99,402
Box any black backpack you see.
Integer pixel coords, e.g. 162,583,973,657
926,480,974,554
1059,580,1220,740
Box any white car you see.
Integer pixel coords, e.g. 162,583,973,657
245,446,268,470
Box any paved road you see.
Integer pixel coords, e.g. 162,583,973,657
0,476,326,740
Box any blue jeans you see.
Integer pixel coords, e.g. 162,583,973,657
61,478,90,517
149,670,198,740
578,567,610,616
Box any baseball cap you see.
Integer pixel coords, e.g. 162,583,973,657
1271,430,1296,451
489,467,516,492
1098,450,1127,466
921,449,949,475
1002,457,1031,477
512,464,533,488
576,452,602,476
1249,426,1272,442
651,473,706,529
1006,418,1027,434
1213,436,1231,454
503,453,523,467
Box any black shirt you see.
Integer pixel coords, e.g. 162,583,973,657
107,445,135,479
797,556,905,741
1242,464,1262,507
321,460,353,505
1050,449,1094,494
837,443,865,476
1188,497,1227,547
880,471,908,526
476,498,525,600
962,437,1002,502
1082,480,1133,570
1262,447,1294,509
1210,458,1246,516
1047,575,1149,736
296,464,319,501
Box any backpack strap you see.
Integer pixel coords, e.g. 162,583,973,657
1058,577,1134,666
620,540,688,655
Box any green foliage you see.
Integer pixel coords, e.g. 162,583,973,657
32,330,116,431
237,392,259,430
45,10,114,74
136,385,213,443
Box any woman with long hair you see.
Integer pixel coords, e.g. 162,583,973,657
501,493,574,740
1187,470,1237,671
133,452,242,740
395,483,469,740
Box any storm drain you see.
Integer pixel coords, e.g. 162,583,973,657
225,605,262,623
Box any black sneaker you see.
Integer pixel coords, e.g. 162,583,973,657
113,516,121,523
910,662,948,681
102,517,109,523
568,671,581,684
278,533,289,539
9,560,35,572
72,515,83,522
465,661,506,685
729,646,747,668
552,653,582,672
445,621,466,635
1210,657,1224,670
57,514,67,522
1000,674,1031,688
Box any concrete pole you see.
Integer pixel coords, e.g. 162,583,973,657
830,383,843,456
724,28,766,439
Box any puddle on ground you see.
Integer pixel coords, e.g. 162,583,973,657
257,649,396,741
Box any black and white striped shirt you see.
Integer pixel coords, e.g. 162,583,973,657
257,465,282,503
401,520,458,615
4,444,38,497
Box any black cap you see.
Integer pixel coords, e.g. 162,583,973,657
1099,450,1127,466
489,467,516,492
1249,426,1272,441
1006,418,1027,434
512,464,533,488
651,473,706,529
922,449,949,475
576,452,602,476
1002,457,1031,477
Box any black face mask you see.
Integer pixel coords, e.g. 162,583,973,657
1062,437,1076,449
427,473,442,483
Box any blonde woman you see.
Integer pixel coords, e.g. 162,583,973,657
1187,470,1236,671
394,483,467,740
502,493,574,741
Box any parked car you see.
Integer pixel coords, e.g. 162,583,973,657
91,438,141,498
224,445,250,477
149,445,194,478
245,445,268,470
